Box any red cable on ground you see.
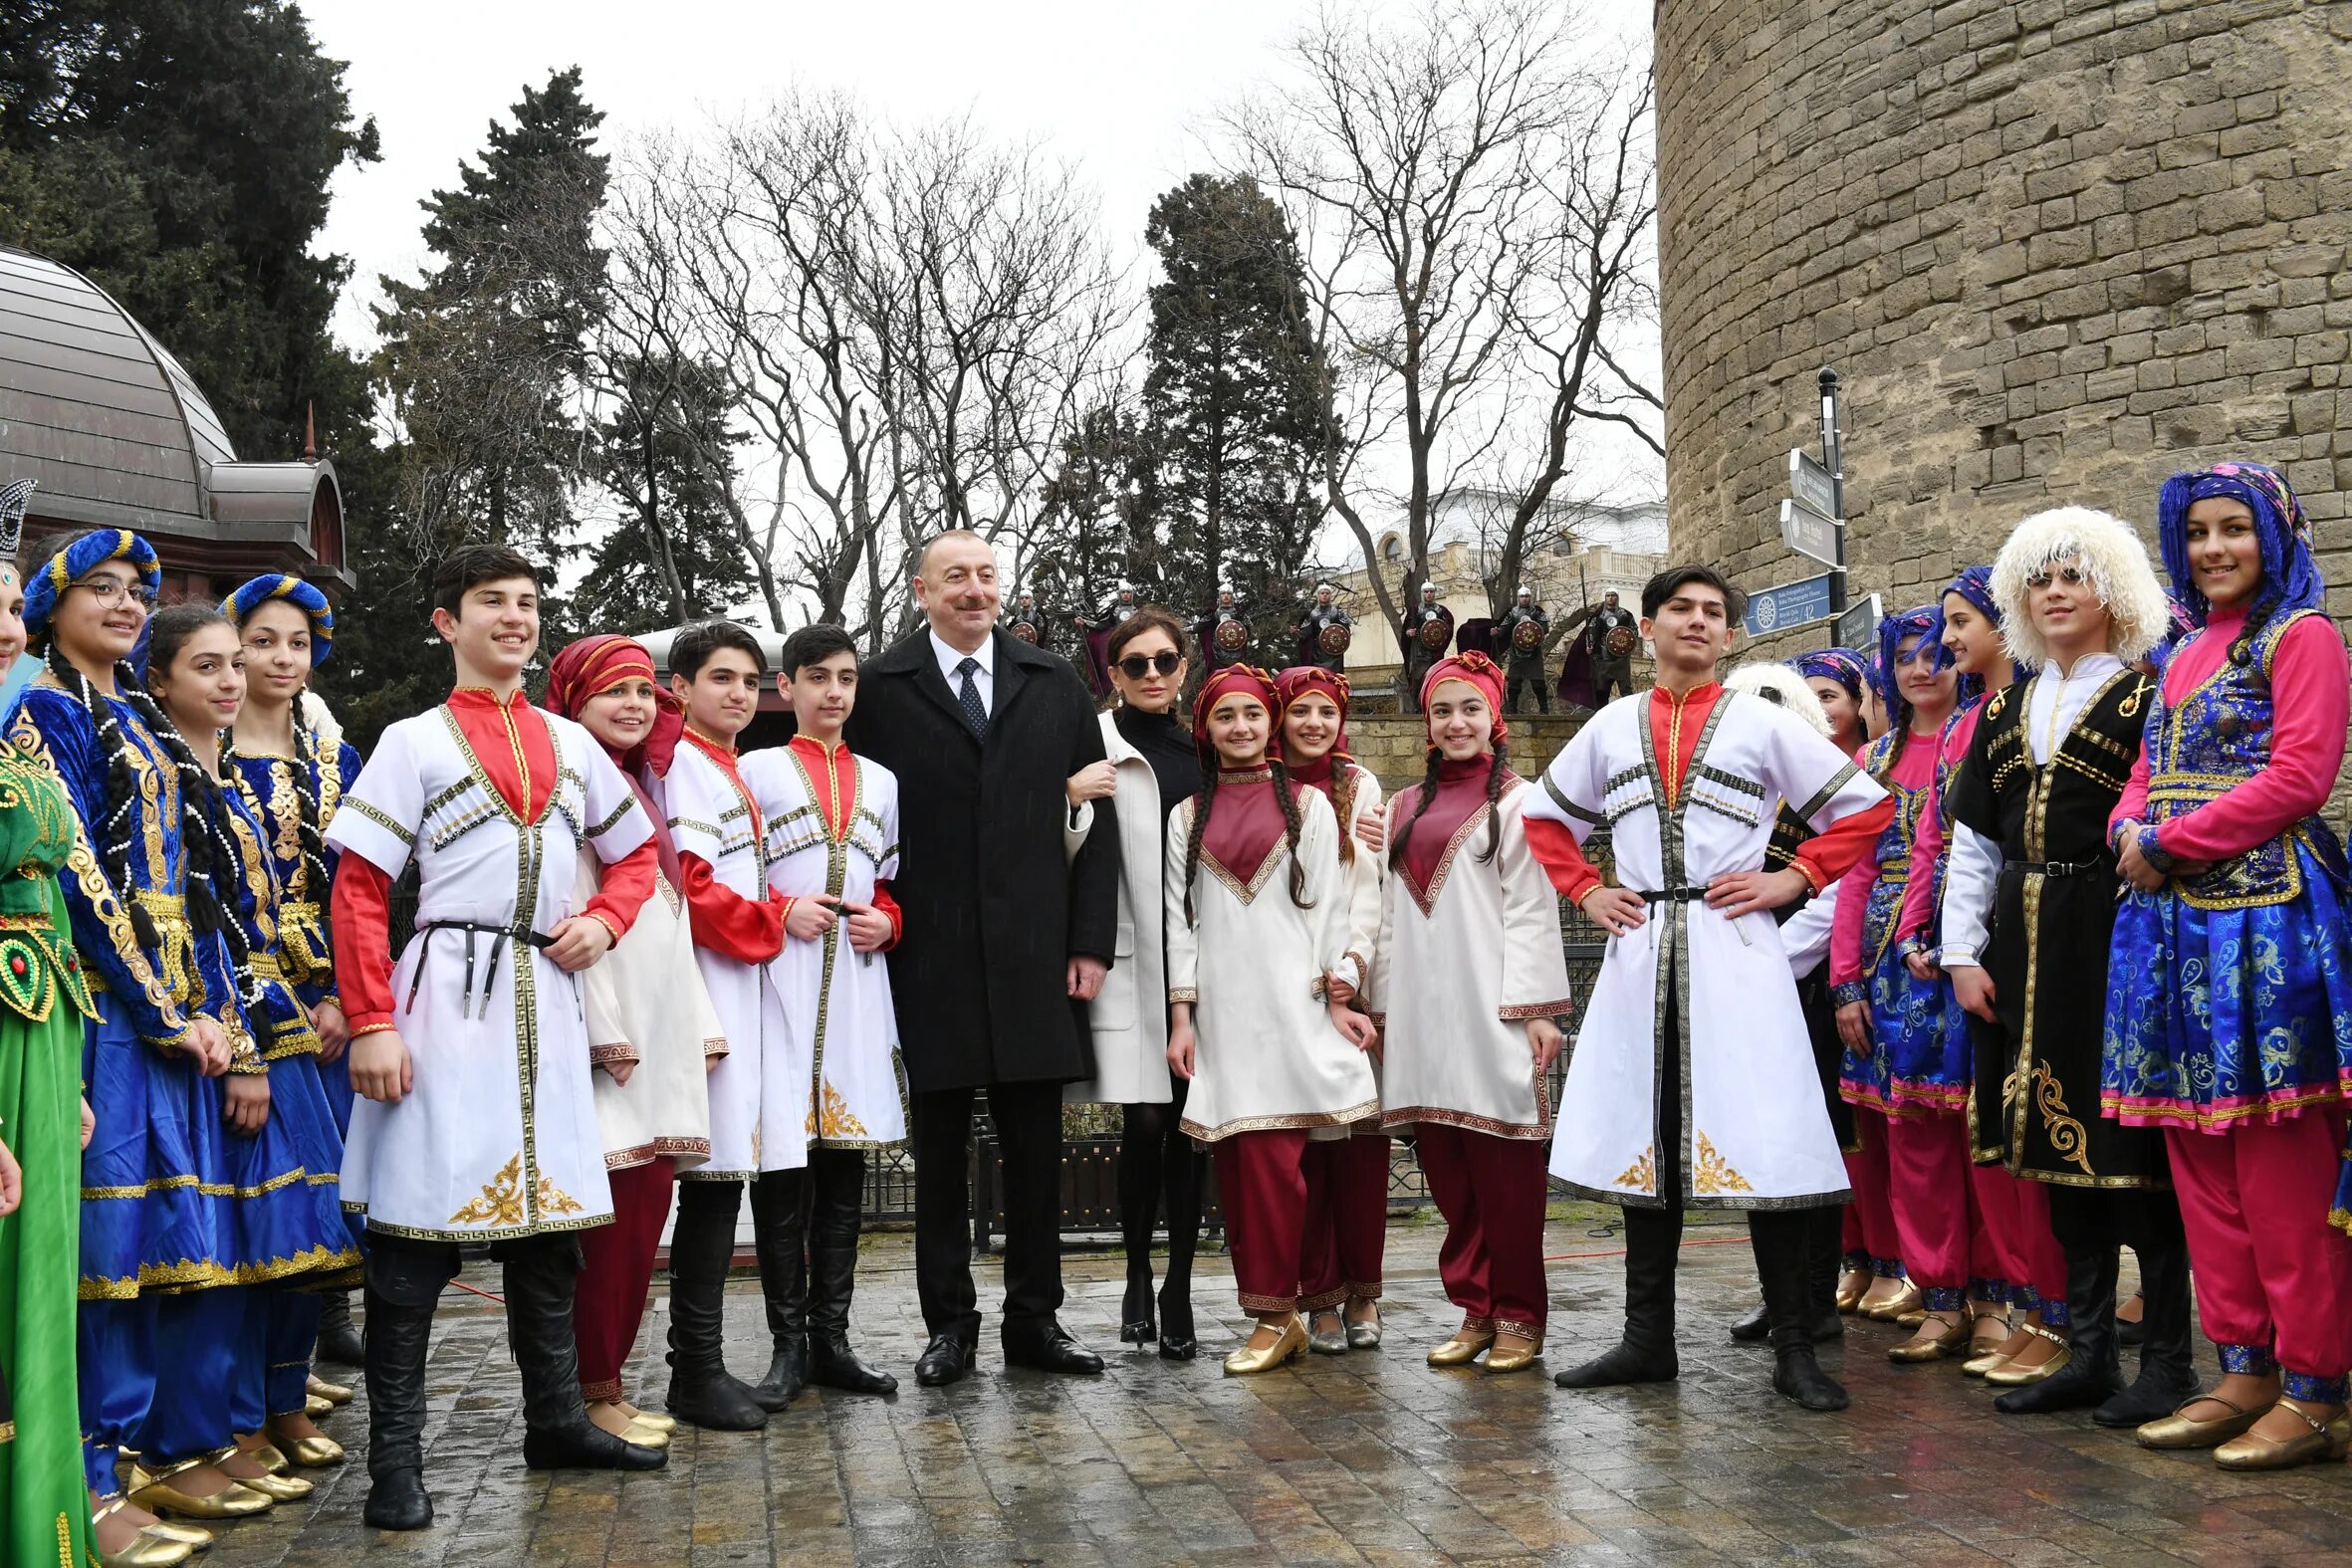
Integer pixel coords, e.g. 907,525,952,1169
448,1278,504,1304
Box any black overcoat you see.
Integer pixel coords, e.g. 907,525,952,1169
846,626,1120,1092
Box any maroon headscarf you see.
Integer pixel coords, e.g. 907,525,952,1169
545,634,685,885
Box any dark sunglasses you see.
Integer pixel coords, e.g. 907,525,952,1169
1117,651,1183,679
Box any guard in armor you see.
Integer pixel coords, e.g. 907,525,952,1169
1501,586,1551,713
1399,583,1454,715
1196,588,1252,675
1585,591,1638,706
1294,583,1353,673
1007,590,1045,647
1079,585,1142,699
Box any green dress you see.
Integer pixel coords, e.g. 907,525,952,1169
0,740,98,1568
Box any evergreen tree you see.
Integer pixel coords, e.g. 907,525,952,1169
1135,173,1338,643
372,67,608,560
1030,403,1146,624
580,352,755,632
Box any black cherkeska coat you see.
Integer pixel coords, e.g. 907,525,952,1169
846,624,1120,1093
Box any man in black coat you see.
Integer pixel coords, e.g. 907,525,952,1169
845,531,1121,1387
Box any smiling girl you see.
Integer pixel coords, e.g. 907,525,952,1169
2103,463,2352,1467
1164,666,1377,1375
1365,653,1570,1375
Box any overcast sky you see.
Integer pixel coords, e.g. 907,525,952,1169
304,0,1663,544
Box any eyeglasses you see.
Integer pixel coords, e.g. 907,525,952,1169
71,576,156,608
1117,652,1183,679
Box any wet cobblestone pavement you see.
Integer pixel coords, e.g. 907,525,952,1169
197,1211,2352,1565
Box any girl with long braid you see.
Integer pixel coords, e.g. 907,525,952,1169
1830,606,1992,1365
1790,648,1908,1321
2105,463,2352,1465
1363,652,1571,1375
1274,665,1390,1356
223,575,367,1372
1163,665,1377,1376
7,530,266,1563
1892,567,2071,1387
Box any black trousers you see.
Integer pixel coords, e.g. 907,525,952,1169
1506,669,1551,713
1592,662,1633,706
912,1080,1066,1347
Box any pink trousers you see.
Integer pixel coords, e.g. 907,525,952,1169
1967,1157,2067,1322
2167,1107,2352,1392
1840,1107,1902,1272
1885,1111,2002,1308
1414,1126,1549,1339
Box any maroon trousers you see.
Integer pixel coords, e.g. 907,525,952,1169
2168,1108,2352,1385
1415,1124,1549,1338
576,1156,675,1402
1214,1130,1314,1315
1297,1134,1389,1311
1840,1107,1901,1269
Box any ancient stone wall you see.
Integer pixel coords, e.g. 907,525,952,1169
1657,0,2352,644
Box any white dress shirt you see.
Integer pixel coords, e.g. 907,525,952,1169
1941,651,2124,968
931,629,996,719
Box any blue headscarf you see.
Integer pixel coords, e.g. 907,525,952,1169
1873,603,1943,716
1788,647,1869,706
2156,461,2322,629
222,574,334,667
23,529,160,642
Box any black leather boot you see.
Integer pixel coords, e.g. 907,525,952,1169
317,1289,365,1367
2096,1196,2200,1427
749,1169,811,1410
1996,1226,2123,1415
807,1152,897,1395
1806,1205,1847,1341
1557,1207,1680,1389
1727,1299,1771,1343
360,1280,438,1531
1755,1210,1847,1412
663,1181,769,1431
506,1241,666,1472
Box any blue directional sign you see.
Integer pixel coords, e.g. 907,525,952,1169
1743,574,1833,636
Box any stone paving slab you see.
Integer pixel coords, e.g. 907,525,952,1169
194,1211,2351,1565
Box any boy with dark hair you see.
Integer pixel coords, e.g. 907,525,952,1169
737,624,907,1397
654,619,798,1428
1640,563,1746,624
329,543,667,1531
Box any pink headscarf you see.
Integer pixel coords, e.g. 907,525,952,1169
1418,650,1509,747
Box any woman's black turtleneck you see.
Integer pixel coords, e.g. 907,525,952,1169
1113,703,1200,837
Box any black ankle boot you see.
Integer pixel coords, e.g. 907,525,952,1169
317,1289,365,1367
1727,1300,1771,1343
360,1283,437,1531
806,1154,897,1397
506,1242,666,1472
2096,1202,2200,1428
1997,1235,2123,1416
1557,1209,1679,1389
664,1183,768,1432
749,1169,810,1411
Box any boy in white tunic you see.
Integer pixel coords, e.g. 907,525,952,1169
652,621,792,1430
329,546,667,1532
1522,565,1893,1413
740,624,908,1398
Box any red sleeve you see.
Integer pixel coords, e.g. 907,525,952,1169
584,835,659,942
331,853,398,1035
869,881,904,952
1895,799,1942,946
1795,796,1896,888
2152,619,2349,861
1523,816,1605,906
677,850,787,965
1828,852,1872,989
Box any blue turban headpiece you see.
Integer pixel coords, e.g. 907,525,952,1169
1873,603,1943,715
2156,461,2322,629
1787,647,1869,706
23,529,160,642
222,574,334,667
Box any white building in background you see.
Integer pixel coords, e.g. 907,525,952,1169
1327,491,1667,684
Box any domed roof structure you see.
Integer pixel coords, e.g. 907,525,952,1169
0,245,351,595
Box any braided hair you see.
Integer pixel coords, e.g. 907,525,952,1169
137,604,266,1011
1329,765,1358,866
221,696,333,903
1387,747,1445,876
1179,759,1315,924
42,639,156,948
1387,742,1513,871
1180,768,1218,927
1269,758,1311,910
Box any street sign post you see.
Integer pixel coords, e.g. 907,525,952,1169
1788,450,1838,520
1778,498,1841,568
1743,574,1833,637
1832,591,1882,650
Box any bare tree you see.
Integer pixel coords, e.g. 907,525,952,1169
1221,0,1660,628
599,96,1131,643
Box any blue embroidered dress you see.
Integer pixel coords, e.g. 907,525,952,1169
1831,732,1954,1115
2102,607,2352,1133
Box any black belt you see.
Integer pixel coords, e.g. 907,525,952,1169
407,920,556,1018
1999,856,2106,880
1635,887,1710,903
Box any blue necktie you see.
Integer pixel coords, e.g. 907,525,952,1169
955,656,987,737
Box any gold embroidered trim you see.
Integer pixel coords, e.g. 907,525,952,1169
1613,1145,1657,1193
1692,1132,1754,1196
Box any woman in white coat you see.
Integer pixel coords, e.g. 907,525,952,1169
1063,609,1207,1359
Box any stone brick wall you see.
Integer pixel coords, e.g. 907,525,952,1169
1347,714,1587,796
1656,0,2352,799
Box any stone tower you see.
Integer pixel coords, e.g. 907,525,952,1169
1655,0,2352,650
